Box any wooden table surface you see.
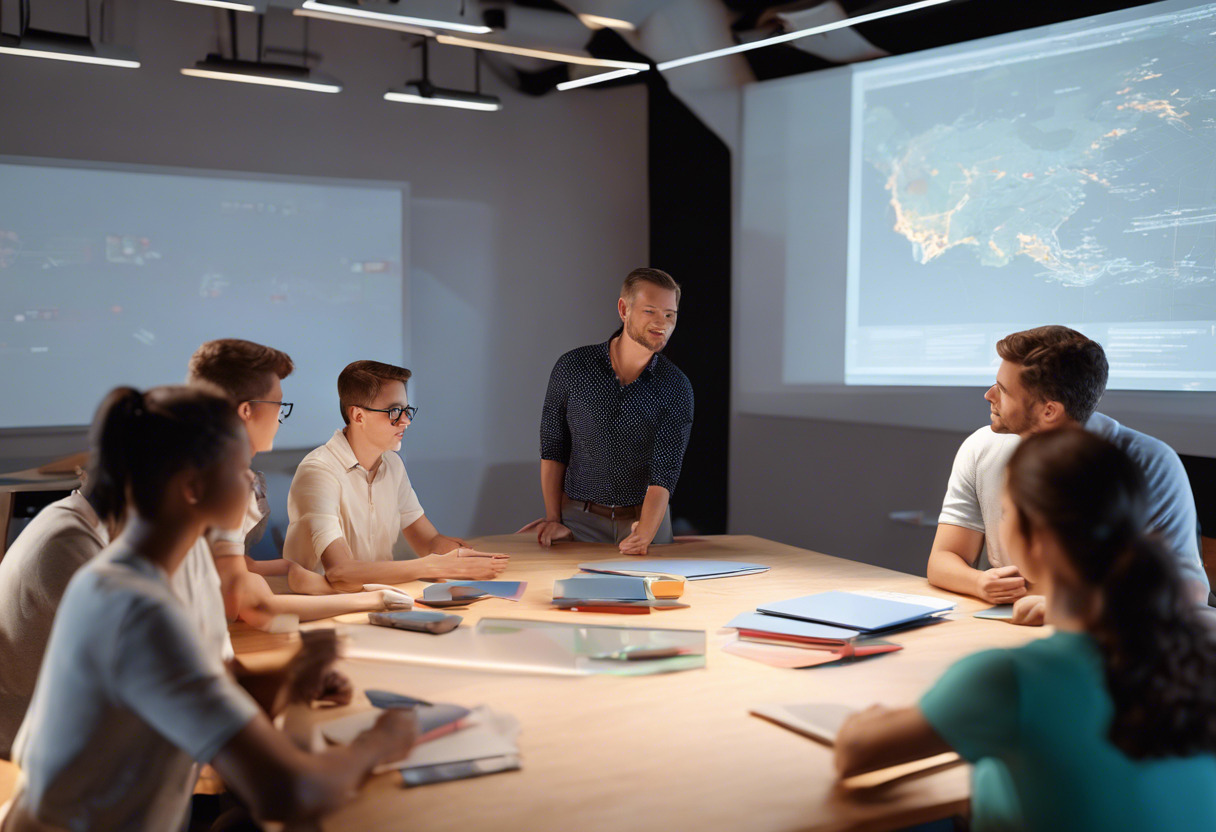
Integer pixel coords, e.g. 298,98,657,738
234,534,1046,832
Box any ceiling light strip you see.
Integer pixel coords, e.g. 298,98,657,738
0,44,140,67
171,0,257,11
298,0,491,35
293,8,434,36
180,67,341,93
656,0,954,71
556,67,641,91
435,34,648,70
383,91,501,111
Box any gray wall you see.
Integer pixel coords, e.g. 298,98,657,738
729,414,967,575
0,2,648,548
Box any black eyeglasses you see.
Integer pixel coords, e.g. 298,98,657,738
247,401,294,423
358,404,417,425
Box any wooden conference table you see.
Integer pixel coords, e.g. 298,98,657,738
234,534,1046,832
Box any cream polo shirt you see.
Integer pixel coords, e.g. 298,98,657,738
283,429,425,572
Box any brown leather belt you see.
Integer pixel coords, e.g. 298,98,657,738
567,497,641,521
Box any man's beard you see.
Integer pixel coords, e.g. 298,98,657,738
626,317,665,353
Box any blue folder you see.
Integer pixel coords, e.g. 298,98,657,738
725,611,860,642
756,591,953,633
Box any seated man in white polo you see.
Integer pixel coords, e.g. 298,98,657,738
284,360,507,591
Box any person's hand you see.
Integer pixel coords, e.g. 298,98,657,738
618,521,654,556
428,534,470,554
283,630,350,706
1010,594,1046,627
518,518,574,547
425,548,509,580
975,565,1027,604
364,708,417,766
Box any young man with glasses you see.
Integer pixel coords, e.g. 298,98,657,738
188,340,415,619
283,360,508,590
520,268,694,555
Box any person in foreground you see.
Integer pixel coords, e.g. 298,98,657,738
927,325,1207,615
284,360,507,591
836,429,1216,832
522,267,694,555
0,386,415,831
187,339,413,620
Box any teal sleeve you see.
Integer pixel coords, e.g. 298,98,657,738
919,649,1019,762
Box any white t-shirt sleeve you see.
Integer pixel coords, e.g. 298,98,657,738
109,597,259,764
397,464,425,530
938,433,986,543
285,462,347,571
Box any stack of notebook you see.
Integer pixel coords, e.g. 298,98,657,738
550,573,688,612
319,690,521,787
723,591,955,668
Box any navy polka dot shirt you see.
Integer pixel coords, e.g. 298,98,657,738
540,336,694,507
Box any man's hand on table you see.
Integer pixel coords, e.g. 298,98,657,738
517,518,574,547
619,521,655,556
424,548,510,580
975,565,1028,604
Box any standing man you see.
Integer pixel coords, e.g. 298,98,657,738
927,325,1208,620
523,268,694,555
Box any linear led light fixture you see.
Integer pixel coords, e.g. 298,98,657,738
170,0,267,12
0,29,139,68
576,13,636,31
181,56,342,93
297,0,491,34
656,0,955,71
384,83,501,111
293,7,434,36
556,67,641,91
435,34,647,70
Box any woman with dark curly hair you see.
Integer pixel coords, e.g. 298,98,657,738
835,428,1216,831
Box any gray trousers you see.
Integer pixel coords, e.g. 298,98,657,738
561,496,674,545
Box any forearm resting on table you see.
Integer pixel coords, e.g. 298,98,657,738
926,524,985,596
636,485,671,539
212,715,397,823
540,459,567,520
834,706,953,778
319,538,428,592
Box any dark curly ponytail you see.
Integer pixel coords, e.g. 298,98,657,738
1007,428,1216,758
85,384,242,522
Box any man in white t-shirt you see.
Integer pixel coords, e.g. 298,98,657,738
927,326,1207,621
283,360,508,590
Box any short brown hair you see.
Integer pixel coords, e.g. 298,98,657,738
996,325,1108,423
187,339,294,403
338,360,412,425
621,267,680,305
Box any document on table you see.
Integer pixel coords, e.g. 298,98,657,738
578,559,770,580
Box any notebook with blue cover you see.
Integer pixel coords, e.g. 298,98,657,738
756,591,954,633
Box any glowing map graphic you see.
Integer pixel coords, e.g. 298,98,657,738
860,8,1216,291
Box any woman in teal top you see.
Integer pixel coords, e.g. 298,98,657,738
834,428,1216,831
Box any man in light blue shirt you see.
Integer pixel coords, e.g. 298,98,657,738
927,325,1206,617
